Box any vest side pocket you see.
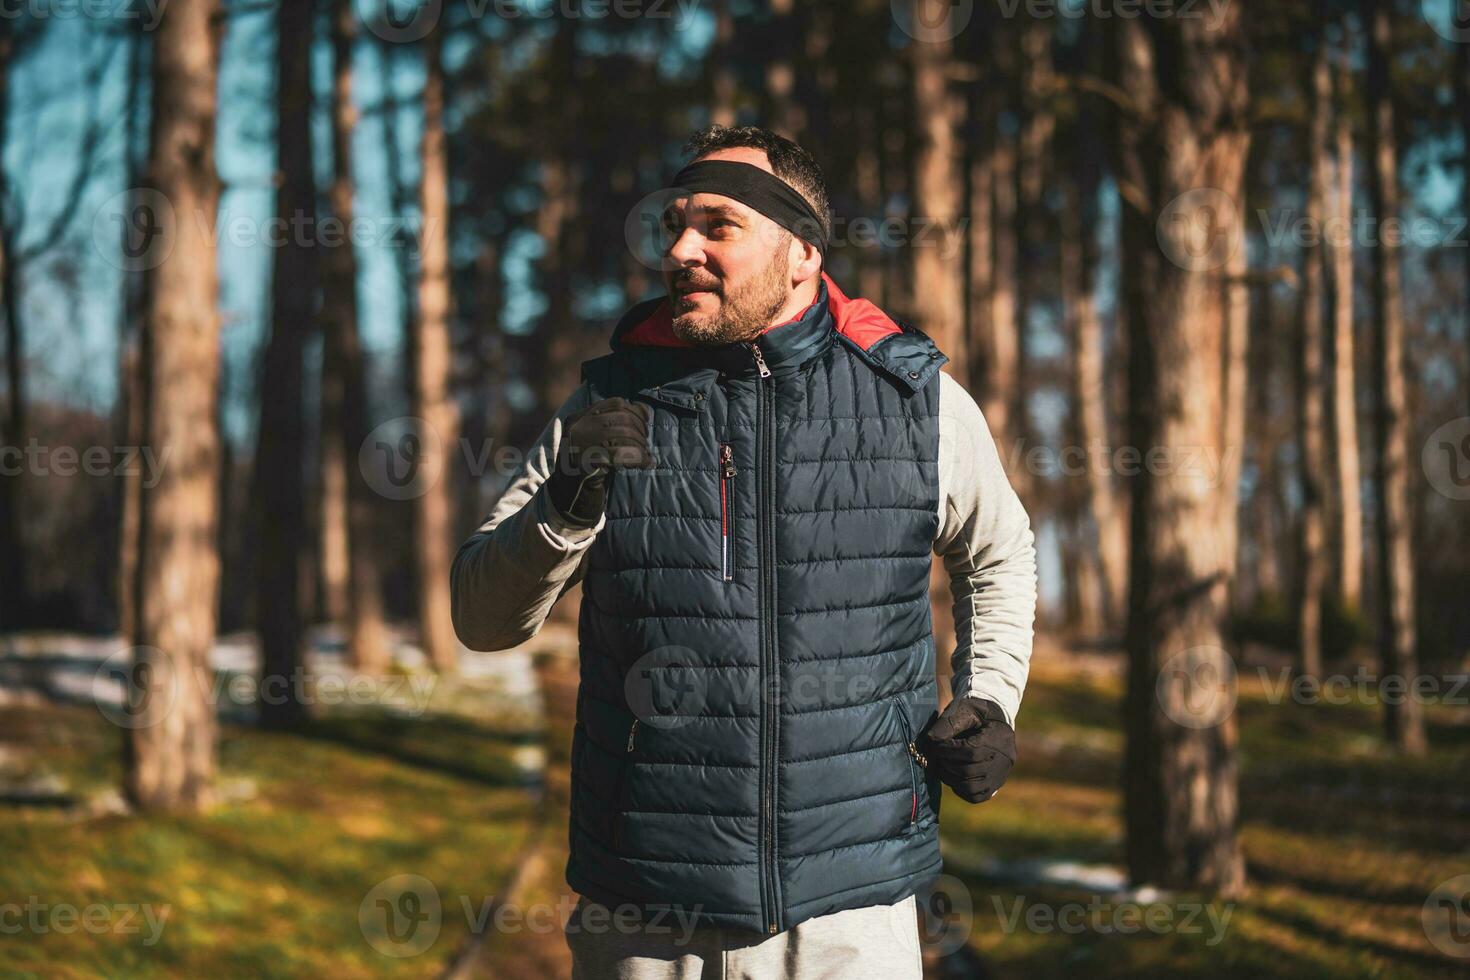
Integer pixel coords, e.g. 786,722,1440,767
612,719,639,850
889,697,927,835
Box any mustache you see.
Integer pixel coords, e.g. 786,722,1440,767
671,273,721,293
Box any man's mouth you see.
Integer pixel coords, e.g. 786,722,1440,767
675,282,720,300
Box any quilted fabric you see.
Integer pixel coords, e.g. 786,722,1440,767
566,275,948,934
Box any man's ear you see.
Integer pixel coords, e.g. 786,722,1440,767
790,237,823,288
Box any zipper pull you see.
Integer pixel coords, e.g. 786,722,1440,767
720,443,736,478
627,720,639,753
908,742,928,769
748,342,771,379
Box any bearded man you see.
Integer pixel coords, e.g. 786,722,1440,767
452,124,1037,978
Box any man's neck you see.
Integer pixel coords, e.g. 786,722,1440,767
763,277,821,333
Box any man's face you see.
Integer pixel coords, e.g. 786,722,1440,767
661,149,798,346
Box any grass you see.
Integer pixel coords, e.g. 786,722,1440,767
938,652,1470,978
0,700,540,979
4,643,1467,978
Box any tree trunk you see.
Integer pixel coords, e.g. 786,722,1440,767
1331,57,1363,613
251,0,316,728
413,23,460,674
0,30,25,630
1295,37,1331,679
910,0,967,704
910,0,967,372
1361,0,1425,755
1060,98,1125,634
1110,10,1250,894
125,0,224,812
764,0,802,139
986,89,1020,453
708,0,736,127
116,23,149,644
320,0,389,673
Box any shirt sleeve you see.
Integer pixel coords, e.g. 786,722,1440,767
450,382,602,651
933,370,1038,728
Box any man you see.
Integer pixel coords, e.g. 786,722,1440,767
451,125,1036,978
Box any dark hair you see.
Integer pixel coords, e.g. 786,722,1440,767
682,125,832,244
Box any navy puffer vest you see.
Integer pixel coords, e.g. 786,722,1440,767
568,274,949,934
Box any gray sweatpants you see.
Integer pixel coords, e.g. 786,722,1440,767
565,895,922,979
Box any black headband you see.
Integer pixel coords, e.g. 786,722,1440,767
670,160,827,256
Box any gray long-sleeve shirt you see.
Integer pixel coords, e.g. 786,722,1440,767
450,369,1038,727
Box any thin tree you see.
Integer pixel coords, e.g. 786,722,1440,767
321,0,389,672
1361,0,1425,754
1109,9,1250,893
1060,104,1125,633
1296,23,1331,679
1330,54,1363,613
125,0,225,811
253,0,314,727
412,19,460,673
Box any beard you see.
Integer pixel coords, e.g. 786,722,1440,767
669,237,792,346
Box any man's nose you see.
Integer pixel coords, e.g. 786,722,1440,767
666,227,706,267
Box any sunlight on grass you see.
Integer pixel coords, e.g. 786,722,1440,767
0,703,538,979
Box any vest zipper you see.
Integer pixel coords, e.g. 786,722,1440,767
750,340,779,934
719,443,736,581
893,697,927,829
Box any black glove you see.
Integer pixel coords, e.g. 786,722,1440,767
545,397,655,528
917,697,1016,804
